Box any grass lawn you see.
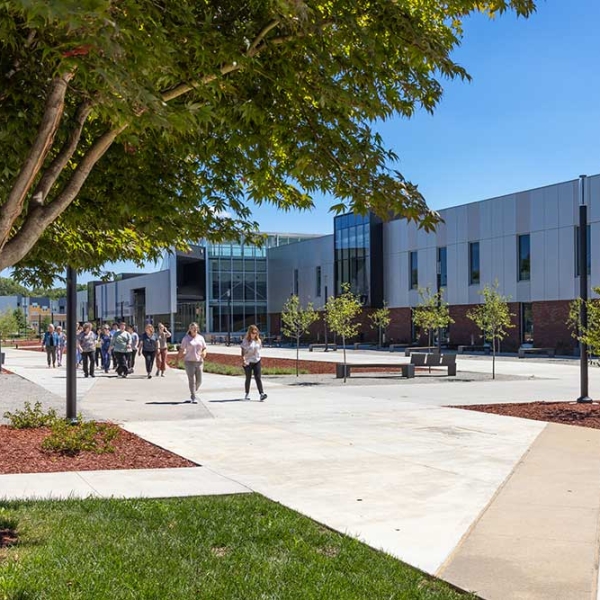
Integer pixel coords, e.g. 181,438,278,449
0,494,473,599
192,360,308,376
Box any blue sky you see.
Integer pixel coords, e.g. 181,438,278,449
7,1,600,285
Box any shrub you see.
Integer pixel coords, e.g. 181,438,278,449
3,401,59,429
41,417,121,456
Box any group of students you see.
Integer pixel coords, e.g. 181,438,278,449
42,320,269,404
41,321,172,379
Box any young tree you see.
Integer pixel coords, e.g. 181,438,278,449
0,1,536,284
568,287,600,362
281,295,319,376
412,288,454,351
12,307,27,336
368,303,391,348
467,281,515,379
325,284,363,382
0,309,18,340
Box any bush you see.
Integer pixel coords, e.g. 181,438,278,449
3,401,59,429
175,359,306,376
41,417,121,456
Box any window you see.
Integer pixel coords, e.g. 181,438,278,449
293,269,299,296
315,266,322,297
575,225,591,276
409,252,418,290
518,234,530,281
437,247,447,288
469,242,480,285
522,303,533,343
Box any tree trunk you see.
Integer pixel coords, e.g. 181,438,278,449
296,334,299,377
492,337,496,379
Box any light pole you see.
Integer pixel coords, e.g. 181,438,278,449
66,267,77,421
577,174,592,403
323,275,329,351
226,288,231,346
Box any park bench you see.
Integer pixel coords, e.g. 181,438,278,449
335,361,415,379
410,352,457,376
518,347,555,359
309,343,337,352
353,342,378,350
404,346,440,357
457,345,491,355
335,352,457,379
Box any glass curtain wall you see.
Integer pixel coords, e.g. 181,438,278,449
334,213,370,301
208,242,267,335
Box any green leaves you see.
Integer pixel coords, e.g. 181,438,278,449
1,0,537,278
412,287,453,334
325,283,362,341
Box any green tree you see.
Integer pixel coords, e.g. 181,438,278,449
0,1,536,285
412,288,453,350
280,295,319,376
467,281,515,379
0,308,18,340
13,307,27,336
0,276,29,296
325,283,363,382
368,303,391,348
568,288,600,361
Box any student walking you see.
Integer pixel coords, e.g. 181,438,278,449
155,322,171,377
110,322,132,377
55,325,66,367
240,325,267,401
127,325,139,372
177,322,207,403
99,325,112,373
139,324,159,378
77,322,97,378
41,324,59,368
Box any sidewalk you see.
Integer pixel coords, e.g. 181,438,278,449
2,346,600,599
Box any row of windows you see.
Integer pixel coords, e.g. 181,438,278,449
409,228,592,290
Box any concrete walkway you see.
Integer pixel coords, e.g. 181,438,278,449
2,346,600,599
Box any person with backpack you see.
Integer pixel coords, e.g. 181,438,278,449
139,324,159,379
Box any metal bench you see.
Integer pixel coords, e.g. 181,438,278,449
457,345,491,355
404,346,440,357
309,343,337,352
411,352,456,376
518,347,555,359
335,362,415,379
389,344,407,352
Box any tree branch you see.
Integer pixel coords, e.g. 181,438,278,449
0,124,126,271
31,99,94,207
0,71,75,253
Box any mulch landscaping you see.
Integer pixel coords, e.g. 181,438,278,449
456,401,600,430
0,425,196,474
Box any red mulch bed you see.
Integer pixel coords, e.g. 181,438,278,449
0,425,196,474
456,401,600,430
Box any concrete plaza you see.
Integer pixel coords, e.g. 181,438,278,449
1,345,600,599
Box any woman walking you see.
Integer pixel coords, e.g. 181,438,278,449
155,322,171,377
177,322,207,403
77,322,97,378
240,325,267,401
110,322,132,378
55,325,66,367
99,325,112,373
139,324,159,378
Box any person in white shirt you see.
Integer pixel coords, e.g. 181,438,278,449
240,324,267,401
177,322,207,403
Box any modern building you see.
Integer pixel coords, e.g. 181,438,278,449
47,173,599,353
92,234,319,341
267,174,600,353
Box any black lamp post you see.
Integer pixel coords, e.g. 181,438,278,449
324,278,329,352
226,288,231,346
577,174,592,404
66,267,77,421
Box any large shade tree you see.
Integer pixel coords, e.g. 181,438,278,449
1,0,536,285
